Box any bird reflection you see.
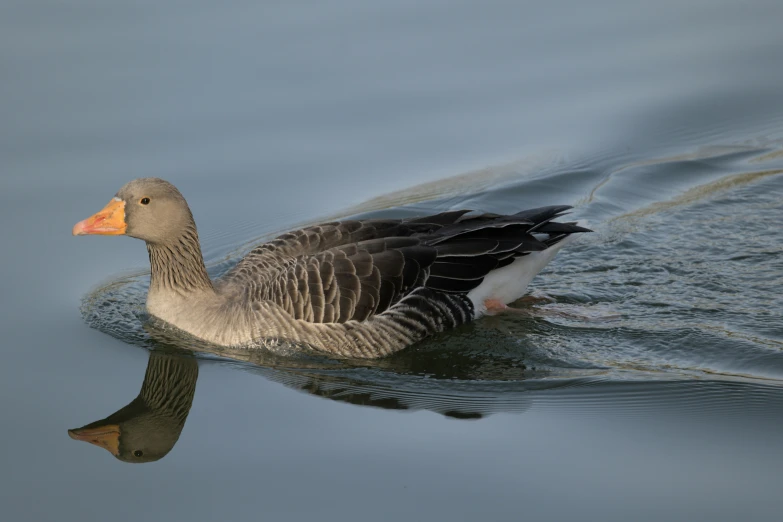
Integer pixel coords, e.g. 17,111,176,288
68,351,198,463
69,323,544,463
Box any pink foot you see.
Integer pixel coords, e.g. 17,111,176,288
484,298,508,315
483,298,529,316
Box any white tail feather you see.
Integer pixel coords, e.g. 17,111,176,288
467,233,578,318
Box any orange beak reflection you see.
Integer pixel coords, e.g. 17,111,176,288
72,198,127,236
68,424,121,456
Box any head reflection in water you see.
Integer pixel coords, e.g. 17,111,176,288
68,352,198,463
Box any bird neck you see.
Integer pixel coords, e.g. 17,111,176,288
138,352,199,423
74,352,199,433
146,226,214,297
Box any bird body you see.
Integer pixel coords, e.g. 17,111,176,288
74,178,589,358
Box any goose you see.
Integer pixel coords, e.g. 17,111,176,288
73,178,589,358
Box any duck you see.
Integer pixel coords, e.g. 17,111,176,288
73,178,589,358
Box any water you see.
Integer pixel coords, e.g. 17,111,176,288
2,1,783,521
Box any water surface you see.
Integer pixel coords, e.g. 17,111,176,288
2,1,783,521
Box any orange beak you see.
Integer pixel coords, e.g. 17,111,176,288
68,424,121,456
72,198,127,236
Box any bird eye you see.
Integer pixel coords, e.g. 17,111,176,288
134,450,144,457
140,197,150,205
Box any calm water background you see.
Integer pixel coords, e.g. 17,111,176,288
2,1,783,521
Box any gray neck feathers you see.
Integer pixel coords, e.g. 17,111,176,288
138,353,199,425
147,226,214,295
83,353,198,430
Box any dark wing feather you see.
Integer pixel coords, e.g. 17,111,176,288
435,239,500,257
226,206,589,324
430,258,498,280
533,221,593,234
